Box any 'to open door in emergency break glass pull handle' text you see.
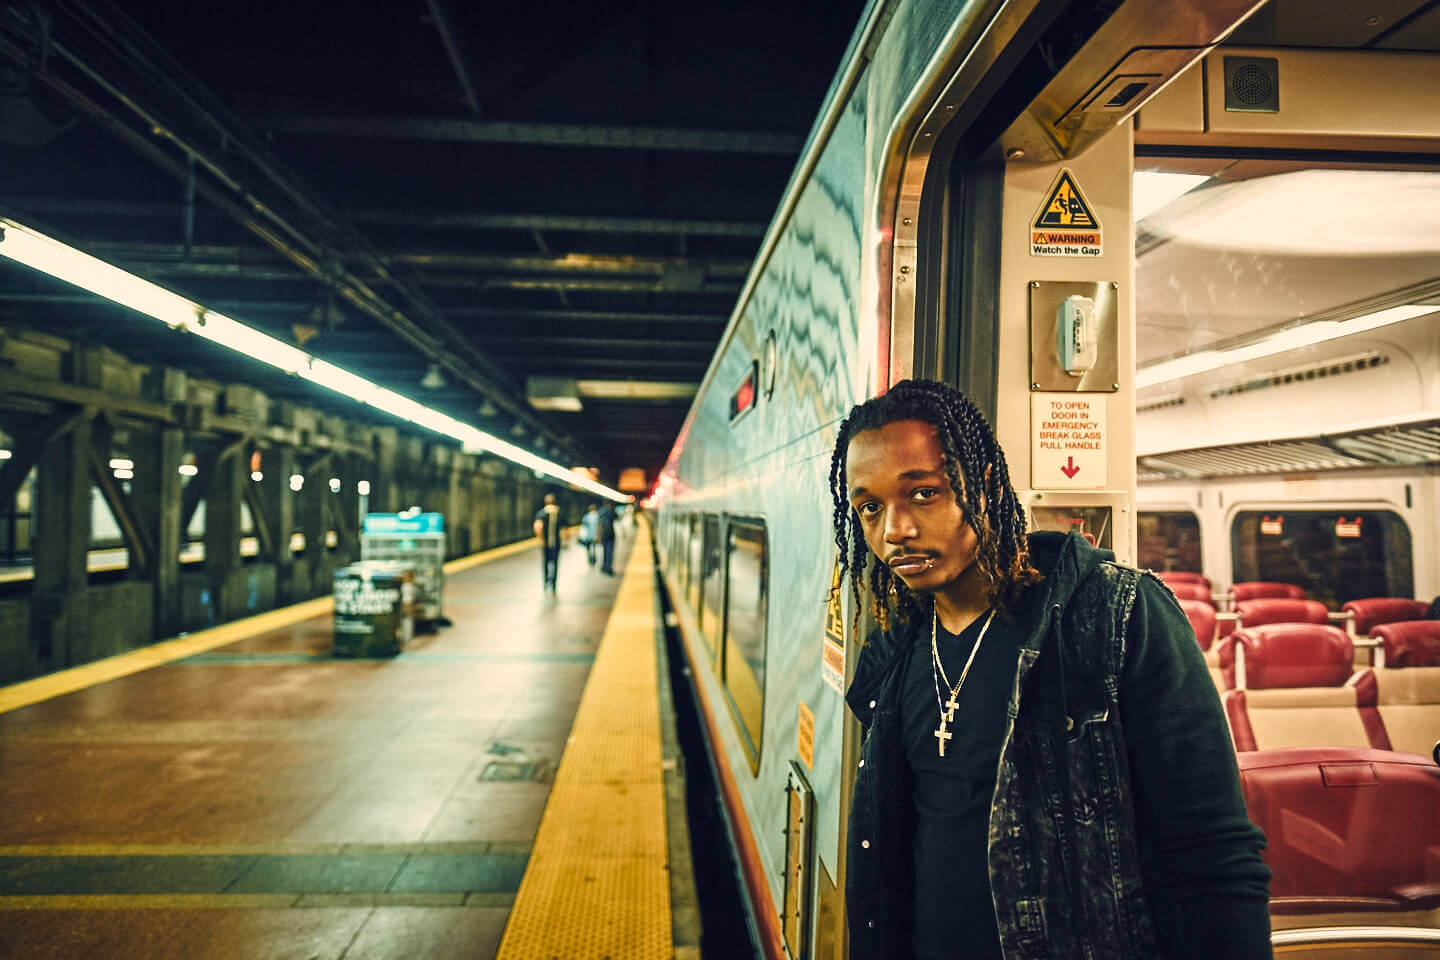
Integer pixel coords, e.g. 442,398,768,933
1056,294,1098,377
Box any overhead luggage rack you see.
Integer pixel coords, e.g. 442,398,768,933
1139,415,1440,480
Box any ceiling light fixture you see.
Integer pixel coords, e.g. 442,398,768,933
526,376,583,412
420,362,447,389
0,217,630,502
1135,303,1438,389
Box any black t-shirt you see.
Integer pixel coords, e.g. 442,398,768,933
533,505,561,549
900,608,1020,960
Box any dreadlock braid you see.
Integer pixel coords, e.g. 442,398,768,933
828,379,1041,643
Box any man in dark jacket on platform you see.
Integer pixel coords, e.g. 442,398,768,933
597,502,617,575
831,379,1271,960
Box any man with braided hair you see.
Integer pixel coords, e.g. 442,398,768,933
835,379,1270,960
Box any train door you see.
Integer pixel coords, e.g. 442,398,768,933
826,2,1265,957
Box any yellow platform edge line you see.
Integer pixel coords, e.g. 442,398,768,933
497,539,672,959
0,536,542,716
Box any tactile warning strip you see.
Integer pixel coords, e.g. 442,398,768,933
496,539,672,959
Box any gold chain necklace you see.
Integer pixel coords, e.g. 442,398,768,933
930,607,994,757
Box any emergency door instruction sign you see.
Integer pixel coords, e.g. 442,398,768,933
1031,169,1102,258
1031,395,1107,489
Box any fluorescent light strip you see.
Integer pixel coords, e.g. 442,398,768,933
0,218,629,503
1136,304,1438,389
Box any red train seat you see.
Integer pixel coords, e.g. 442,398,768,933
1373,666,1440,757
1168,581,1213,605
1372,621,1440,668
1159,570,1211,590
1180,599,1217,651
1231,581,1307,602
1237,748,1440,914
1236,598,1330,629
1342,598,1430,636
1222,672,1388,753
1218,624,1354,690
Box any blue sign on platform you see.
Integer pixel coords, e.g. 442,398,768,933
363,512,445,534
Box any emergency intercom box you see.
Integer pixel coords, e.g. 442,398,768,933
1028,279,1119,392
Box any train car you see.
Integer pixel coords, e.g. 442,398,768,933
649,0,1440,957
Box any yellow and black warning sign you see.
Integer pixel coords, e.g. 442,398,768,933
821,561,845,695
1031,168,1102,258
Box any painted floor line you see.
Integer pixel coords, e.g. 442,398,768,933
177,651,596,665
0,892,514,910
0,842,521,857
0,537,541,716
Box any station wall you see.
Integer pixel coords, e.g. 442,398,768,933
0,325,585,684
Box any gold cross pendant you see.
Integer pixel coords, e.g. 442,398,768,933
934,720,953,757
943,694,958,723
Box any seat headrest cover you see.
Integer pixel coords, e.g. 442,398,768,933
1371,620,1440,668
1341,598,1430,635
1159,571,1211,588
1168,582,1213,604
1232,581,1307,602
1179,599,1217,651
1222,624,1354,688
1236,598,1330,628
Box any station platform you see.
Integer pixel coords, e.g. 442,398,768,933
0,522,695,959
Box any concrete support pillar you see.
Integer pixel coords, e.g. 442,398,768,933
302,457,331,598
373,430,399,513
133,424,184,638
260,445,297,604
206,443,245,620
336,454,361,563
439,449,464,558
32,415,92,669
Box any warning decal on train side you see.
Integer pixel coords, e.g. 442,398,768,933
822,561,845,695
1031,169,1103,258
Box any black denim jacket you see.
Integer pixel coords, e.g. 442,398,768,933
845,532,1271,959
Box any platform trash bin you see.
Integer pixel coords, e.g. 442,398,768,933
332,562,415,657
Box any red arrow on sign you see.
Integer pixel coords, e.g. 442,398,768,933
1060,456,1080,479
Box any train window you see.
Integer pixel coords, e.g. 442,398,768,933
722,519,767,769
1137,511,1202,573
1231,509,1413,606
700,515,724,656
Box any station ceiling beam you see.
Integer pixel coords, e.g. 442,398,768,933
0,293,730,328
0,198,768,238
424,0,484,118
254,114,805,154
83,242,752,278
345,210,768,237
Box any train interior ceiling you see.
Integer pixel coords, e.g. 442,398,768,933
1129,156,1439,595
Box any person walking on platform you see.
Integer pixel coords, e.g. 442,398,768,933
597,502,617,575
832,379,1271,960
579,504,599,567
533,493,562,592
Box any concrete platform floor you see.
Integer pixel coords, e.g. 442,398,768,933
0,531,638,959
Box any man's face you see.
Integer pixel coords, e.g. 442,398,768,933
845,419,978,594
